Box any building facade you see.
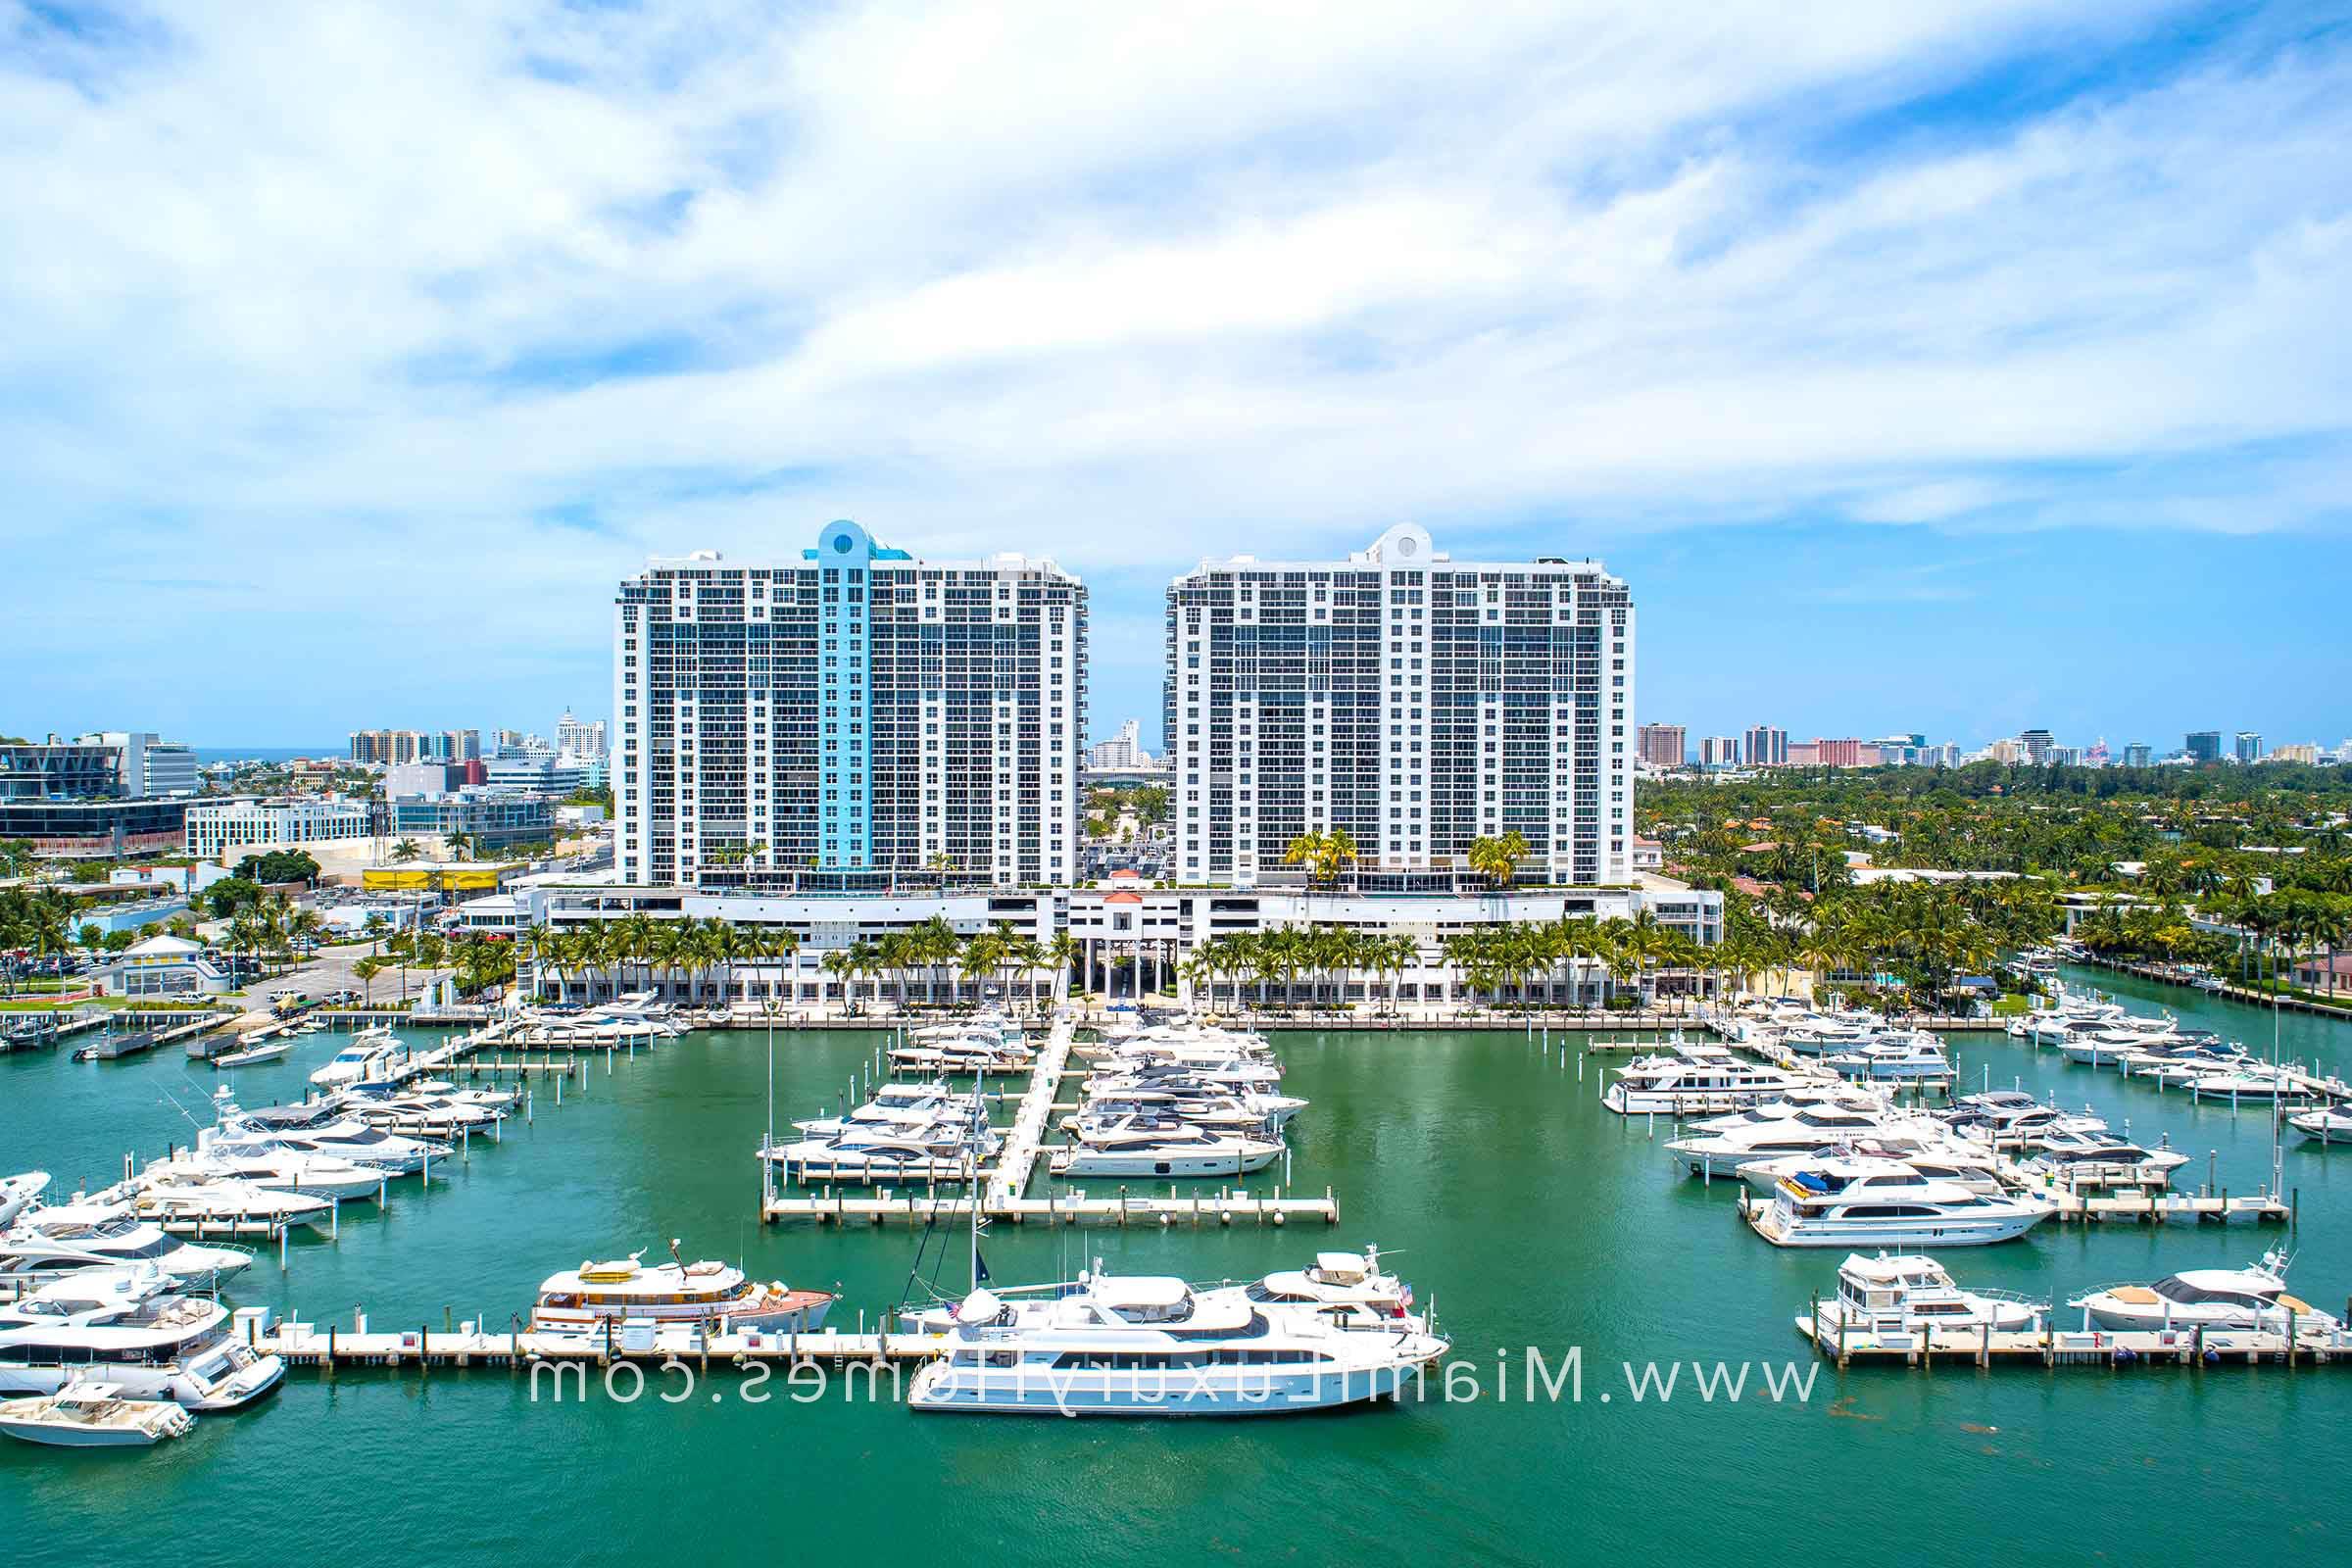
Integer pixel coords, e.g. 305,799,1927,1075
614,520,1087,889
389,793,556,855
2185,730,2223,764
1698,735,1740,768
555,710,608,761
184,797,372,860
2123,742,2152,767
2233,730,2262,763
1164,524,1633,887
1742,725,1788,768
1636,723,1686,769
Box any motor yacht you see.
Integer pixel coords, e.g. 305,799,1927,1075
792,1080,981,1140
887,1035,1037,1075
2016,1132,2188,1189
1745,1159,2052,1248
1664,1103,1918,1178
0,1207,254,1289
2288,1104,2352,1145
1736,1141,2005,1196
531,1244,834,1338
1068,1092,1298,1135
199,1091,449,1174
0,1266,283,1409
2069,1250,2338,1334
0,1384,197,1448
2055,1026,2158,1066
211,1039,292,1069
309,1026,409,1089
2185,1065,2308,1105
907,1261,1446,1416
148,1148,393,1204
1603,1043,1807,1115
1049,1115,1284,1178
336,1086,504,1136
1806,1252,2046,1337
579,992,685,1037
0,1172,48,1230
124,1178,337,1232
762,1118,1004,1184
1824,1034,1952,1083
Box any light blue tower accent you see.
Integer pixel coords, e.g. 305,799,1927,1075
815,518,873,867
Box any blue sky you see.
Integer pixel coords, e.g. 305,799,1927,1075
1,1,2346,754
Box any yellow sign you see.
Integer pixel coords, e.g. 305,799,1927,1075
363,866,504,891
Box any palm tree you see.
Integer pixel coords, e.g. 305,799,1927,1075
1466,831,1530,891
353,955,385,1007
389,839,422,864
443,832,473,862
1045,930,1079,1006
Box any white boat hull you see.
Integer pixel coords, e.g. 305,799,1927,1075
1053,1148,1281,1178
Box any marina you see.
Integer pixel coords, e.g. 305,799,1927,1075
7,962,2352,1558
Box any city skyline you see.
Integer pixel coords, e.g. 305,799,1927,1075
4,7,2347,750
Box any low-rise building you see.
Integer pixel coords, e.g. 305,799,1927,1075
515,875,1722,1008
185,797,372,860
389,792,556,855
0,797,190,858
96,933,233,998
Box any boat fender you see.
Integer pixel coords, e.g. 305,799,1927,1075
2201,1348,2221,1365
2114,1347,2136,1363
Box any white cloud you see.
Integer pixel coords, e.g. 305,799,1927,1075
0,0,2346,734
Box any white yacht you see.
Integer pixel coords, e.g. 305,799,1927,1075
531,1245,834,1338
907,1261,1446,1416
2288,1104,2352,1145
1806,1252,2046,1337
762,1118,1004,1184
199,1091,448,1175
0,1172,48,1230
2055,1026,2155,1066
2016,1134,2189,1189
309,1026,408,1088
1664,1103,1916,1178
1824,1034,1952,1082
337,1086,504,1136
2069,1250,2338,1334
1069,1093,1296,1136
1049,1115,1284,1178
0,1385,197,1448
792,1080,980,1140
0,1266,284,1409
149,1148,393,1204
0,1207,255,1289
580,992,685,1037
2186,1065,2307,1104
887,1035,1037,1075
1736,1141,2005,1197
125,1178,337,1232
1746,1159,2052,1248
1604,1043,1806,1115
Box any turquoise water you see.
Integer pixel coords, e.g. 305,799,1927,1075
4,971,2348,1565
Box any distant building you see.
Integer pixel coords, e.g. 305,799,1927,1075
2233,730,2262,763
384,762,461,799
1743,725,1788,768
390,792,557,855
2123,742,2151,767
1087,719,1152,771
184,797,371,861
2185,730,2223,764
555,710,607,762
350,729,471,765
0,798,189,858
1811,737,1864,768
2019,728,2055,764
482,755,588,795
1637,723,1687,769
1699,735,1740,768
2269,743,2319,764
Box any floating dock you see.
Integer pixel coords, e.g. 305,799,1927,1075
1795,1310,2352,1368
